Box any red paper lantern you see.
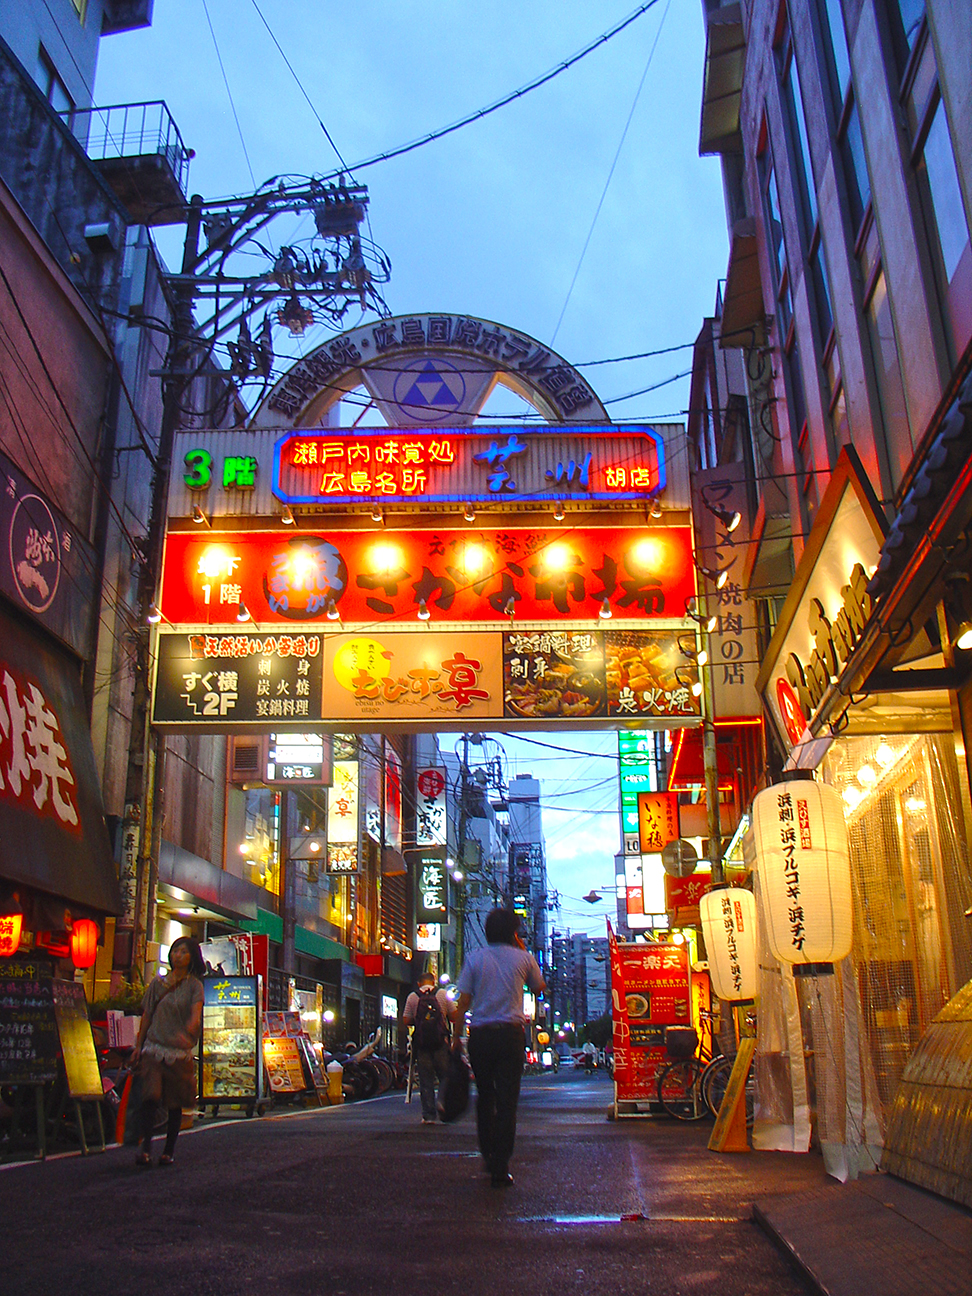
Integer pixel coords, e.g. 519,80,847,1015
70,918,100,969
0,912,23,958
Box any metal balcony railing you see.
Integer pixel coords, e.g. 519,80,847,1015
64,100,191,192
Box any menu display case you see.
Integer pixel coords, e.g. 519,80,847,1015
200,976,263,1106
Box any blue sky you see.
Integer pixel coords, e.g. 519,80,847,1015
94,1,728,933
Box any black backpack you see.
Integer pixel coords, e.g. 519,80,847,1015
413,988,447,1050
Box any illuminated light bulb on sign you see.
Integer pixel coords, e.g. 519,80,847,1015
461,544,487,575
875,743,895,769
699,886,757,1001
288,546,317,583
198,545,232,580
370,541,403,574
857,764,876,786
630,537,662,570
751,779,853,967
544,542,571,571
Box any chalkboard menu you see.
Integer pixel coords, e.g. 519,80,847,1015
0,960,58,1085
200,975,262,1102
52,979,103,1099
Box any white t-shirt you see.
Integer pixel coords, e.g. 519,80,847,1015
456,944,544,1028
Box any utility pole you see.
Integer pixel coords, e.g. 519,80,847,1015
120,177,391,981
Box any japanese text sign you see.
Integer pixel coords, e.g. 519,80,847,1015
327,761,359,845
271,426,665,504
637,792,679,854
152,632,324,728
415,767,448,846
414,847,448,924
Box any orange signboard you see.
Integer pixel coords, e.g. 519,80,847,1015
637,792,679,853
322,632,502,722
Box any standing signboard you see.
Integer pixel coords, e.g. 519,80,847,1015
200,976,262,1105
0,960,58,1086
51,979,102,1099
607,932,693,1117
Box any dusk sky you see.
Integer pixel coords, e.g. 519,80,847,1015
94,1,729,935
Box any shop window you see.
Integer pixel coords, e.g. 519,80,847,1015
823,733,972,1112
35,46,74,120
841,97,871,240
818,0,851,110
860,211,913,486
885,0,926,76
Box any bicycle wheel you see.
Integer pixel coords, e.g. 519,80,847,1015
702,1054,756,1127
656,1059,706,1119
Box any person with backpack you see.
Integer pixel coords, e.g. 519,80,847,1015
402,971,456,1124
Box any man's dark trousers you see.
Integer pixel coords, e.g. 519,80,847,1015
415,1043,450,1119
467,1024,525,1174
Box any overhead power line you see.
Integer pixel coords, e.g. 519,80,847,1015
342,1,661,174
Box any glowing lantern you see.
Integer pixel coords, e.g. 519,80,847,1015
699,885,757,1001
0,911,23,957
752,779,852,966
70,918,100,969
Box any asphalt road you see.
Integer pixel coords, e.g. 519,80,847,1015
1,1071,820,1296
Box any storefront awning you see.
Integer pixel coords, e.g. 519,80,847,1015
699,3,745,156
720,219,766,346
0,607,121,918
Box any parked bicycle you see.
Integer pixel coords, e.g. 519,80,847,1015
655,1013,757,1124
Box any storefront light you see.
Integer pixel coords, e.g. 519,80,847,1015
460,544,487,575
198,545,232,580
905,797,926,814
842,785,863,810
857,764,877,786
631,537,662,570
544,542,571,571
875,743,896,769
288,546,317,583
323,1009,336,1023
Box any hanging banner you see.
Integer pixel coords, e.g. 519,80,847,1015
327,760,359,845
413,846,448,924
158,526,695,627
415,767,448,845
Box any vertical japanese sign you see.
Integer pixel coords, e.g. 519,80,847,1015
637,792,678,854
414,846,448,924
617,732,654,856
327,759,359,874
692,465,760,717
415,767,448,845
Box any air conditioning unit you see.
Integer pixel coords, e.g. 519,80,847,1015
229,735,267,785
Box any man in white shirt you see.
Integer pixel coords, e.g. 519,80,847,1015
452,909,546,1187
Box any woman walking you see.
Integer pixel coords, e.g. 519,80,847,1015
452,909,545,1188
131,935,205,1167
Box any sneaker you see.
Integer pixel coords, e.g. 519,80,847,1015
421,1117,436,1124
490,1171,514,1188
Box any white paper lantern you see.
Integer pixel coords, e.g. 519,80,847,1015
700,886,758,1001
752,779,852,965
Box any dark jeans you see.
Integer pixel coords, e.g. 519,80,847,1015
467,1024,525,1174
415,1044,450,1119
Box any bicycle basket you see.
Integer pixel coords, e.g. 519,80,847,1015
664,1026,698,1060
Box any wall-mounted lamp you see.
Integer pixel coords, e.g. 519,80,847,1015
504,596,516,619
147,603,162,624
649,496,663,519
697,564,729,590
417,599,431,621
281,504,296,525
598,597,612,620
326,599,341,621
236,601,251,623
371,506,384,524
191,504,209,526
463,503,476,522
553,502,566,522
958,622,972,651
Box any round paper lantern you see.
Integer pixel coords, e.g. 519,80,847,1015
700,885,757,1000
752,779,852,965
0,911,23,957
70,918,100,969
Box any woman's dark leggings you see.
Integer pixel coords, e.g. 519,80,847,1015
139,1102,181,1157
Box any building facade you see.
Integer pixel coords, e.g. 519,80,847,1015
696,0,972,1194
